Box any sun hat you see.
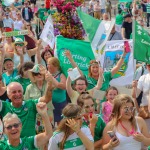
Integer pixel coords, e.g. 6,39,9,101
28,64,46,82
14,38,27,46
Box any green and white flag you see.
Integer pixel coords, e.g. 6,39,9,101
133,21,150,63
4,30,28,37
55,35,95,77
77,8,115,59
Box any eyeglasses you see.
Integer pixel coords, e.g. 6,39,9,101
26,25,30,26
84,104,94,109
32,72,41,76
5,122,21,130
123,107,135,113
15,43,24,47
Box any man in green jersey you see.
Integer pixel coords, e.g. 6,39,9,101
0,77,53,138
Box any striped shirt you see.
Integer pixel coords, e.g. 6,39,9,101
146,3,150,13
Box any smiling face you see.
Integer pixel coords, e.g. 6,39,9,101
90,64,99,77
7,83,23,108
74,79,87,93
4,118,21,141
4,61,14,72
44,51,52,61
32,73,44,82
106,89,118,103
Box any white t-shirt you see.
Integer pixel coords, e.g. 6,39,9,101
14,20,24,30
137,74,150,106
99,0,106,9
48,126,94,150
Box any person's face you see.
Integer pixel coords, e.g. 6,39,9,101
4,118,22,141
106,89,118,103
44,51,52,61
24,2,28,7
120,102,135,120
47,63,58,74
7,84,23,107
32,73,44,82
90,64,99,77
16,13,21,18
146,64,150,72
75,80,87,93
6,37,12,42
26,24,31,29
4,61,14,72
84,99,95,114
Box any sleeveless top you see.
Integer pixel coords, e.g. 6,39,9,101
114,119,141,150
102,101,113,123
13,53,31,68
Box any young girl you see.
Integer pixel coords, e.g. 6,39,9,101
102,86,119,123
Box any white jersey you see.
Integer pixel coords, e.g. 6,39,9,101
48,126,94,150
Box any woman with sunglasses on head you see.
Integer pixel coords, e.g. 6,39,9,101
102,94,150,150
0,102,53,150
13,38,37,68
77,93,105,150
48,103,94,150
14,12,24,31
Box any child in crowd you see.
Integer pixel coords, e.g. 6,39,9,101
102,86,119,123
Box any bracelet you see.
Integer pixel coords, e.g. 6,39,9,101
121,56,126,59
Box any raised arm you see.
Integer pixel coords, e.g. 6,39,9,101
94,67,103,90
111,50,127,76
36,39,43,64
64,50,83,76
66,74,74,99
16,47,24,70
36,102,53,148
40,72,53,103
0,45,5,74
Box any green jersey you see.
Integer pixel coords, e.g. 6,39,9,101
86,71,112,91
47,9,56,15
48,126,94,150
83,115,106,141
0,136,37,150
11,75,31,94
115,14,123,25
0,100,38,137
38,8,47,20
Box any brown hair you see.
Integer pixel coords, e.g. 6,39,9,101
110,94,137,131
47,57,61,71
105,86,119,97
88,60,99,77
57,104,82,150
77,93,94,108
74,76,88,88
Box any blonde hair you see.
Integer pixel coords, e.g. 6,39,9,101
57,104,82,150
3,113,21,126
88,60,99,77
109,94,137,131
47,57,61,71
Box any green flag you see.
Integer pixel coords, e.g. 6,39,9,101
134,21,150,63
56,36,95,77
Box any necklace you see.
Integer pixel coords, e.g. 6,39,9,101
119,120,135,135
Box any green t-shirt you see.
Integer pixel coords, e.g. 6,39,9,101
38,8,47,20
47,9,56,15
86,71,112,91
11,75,31,94
83,115,106,141
115,14,123,25
0,100,38,138
0,136,37,150
43,16,48,22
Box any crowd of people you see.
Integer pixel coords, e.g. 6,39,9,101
0,0,150,150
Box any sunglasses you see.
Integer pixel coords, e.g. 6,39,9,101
32,72,41,76
15,43,24,47
26,25,30,26
5,122,21,130
123,107,135,113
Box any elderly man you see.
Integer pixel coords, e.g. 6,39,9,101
0,79,53,138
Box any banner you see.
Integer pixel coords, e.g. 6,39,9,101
55,36,95,77
100,40,135,86
40,15,55,49
4,30,28,37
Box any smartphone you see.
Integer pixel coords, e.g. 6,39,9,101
124,41,131,53
107,131,118,141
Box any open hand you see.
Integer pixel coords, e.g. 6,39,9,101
66,119,80,132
